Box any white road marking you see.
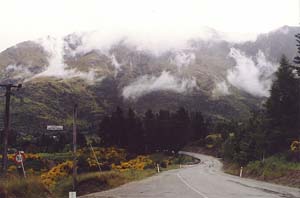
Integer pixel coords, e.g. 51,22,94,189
177,173,208,198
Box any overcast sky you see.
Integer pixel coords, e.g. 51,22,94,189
0,0,298,52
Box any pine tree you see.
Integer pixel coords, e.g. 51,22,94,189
110,106,125,146
143,109,157,152
156,110,171,150
191,111,207,140
266,55,300,151
294,33,300,68
99,115,112,145
126,108,144,152
171,107,190,151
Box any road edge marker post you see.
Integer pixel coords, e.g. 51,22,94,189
19,151,26,178
157,163,160,173
240,166,243,178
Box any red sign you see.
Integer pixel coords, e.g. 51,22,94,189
13,152,26,164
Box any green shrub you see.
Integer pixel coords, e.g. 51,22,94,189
244,155,300,179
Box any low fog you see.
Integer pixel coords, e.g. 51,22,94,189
226,48,278,97
122,71,197,100
16,31,280,99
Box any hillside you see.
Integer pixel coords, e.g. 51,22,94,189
0,26,298,134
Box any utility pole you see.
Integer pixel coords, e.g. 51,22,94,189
0,84,22,175
72,104,78,191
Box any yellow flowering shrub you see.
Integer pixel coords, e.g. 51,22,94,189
41,160,73,188
7,165,17,172
291,141,300,152
8,154,14,161
112,155,153,171
7,153,41,161
78,147,127,170
25,153,41,160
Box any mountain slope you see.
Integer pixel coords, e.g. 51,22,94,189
0,26,298,134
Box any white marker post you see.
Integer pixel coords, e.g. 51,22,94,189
239,166,243,178
157,163,160,173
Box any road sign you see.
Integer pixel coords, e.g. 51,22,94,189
47,125,63,130
14,152,25,164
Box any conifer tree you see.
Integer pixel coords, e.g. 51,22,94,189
266,56,300,151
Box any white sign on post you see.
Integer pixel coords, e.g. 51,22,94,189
47,125,64,130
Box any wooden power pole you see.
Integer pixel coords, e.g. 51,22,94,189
72,104,78,191
0,84,21,175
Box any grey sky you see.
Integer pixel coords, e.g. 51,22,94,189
0,0,298,52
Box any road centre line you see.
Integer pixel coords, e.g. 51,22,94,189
176,173,208,198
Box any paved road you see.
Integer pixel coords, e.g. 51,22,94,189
82,152,300,198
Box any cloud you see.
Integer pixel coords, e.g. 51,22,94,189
170,51,195,71
33,36,66,78
212,81,230,97
227,48,278,97
122,71,197,100
110,54,122,77
28,36,103,84
4,64,34,80
68,27,256,57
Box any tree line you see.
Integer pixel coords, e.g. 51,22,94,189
98,107,209,153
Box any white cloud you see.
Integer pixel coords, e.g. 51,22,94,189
110,54,122,77
170,51,196,71
227,48,278,97
5,64,34,79
27,36,103,84
122,71,197,100
213,81,230,97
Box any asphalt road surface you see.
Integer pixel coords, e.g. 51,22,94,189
82,152,300,198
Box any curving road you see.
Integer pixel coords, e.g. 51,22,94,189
82,152,300,198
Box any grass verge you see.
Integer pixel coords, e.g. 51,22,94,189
223,155,300,188
0,176,51,198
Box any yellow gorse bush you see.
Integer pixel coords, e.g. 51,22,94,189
79,147,127,169
7,153,41,161
112,155,153,171
291,140,300,152
7,165,17,172
41,160,73,188
25,153,41,160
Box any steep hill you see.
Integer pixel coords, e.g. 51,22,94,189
0,26,298,134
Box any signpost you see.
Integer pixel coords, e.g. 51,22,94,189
14,151,26,178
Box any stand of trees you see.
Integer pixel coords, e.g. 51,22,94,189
98,107,209,153
221,47,300,165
